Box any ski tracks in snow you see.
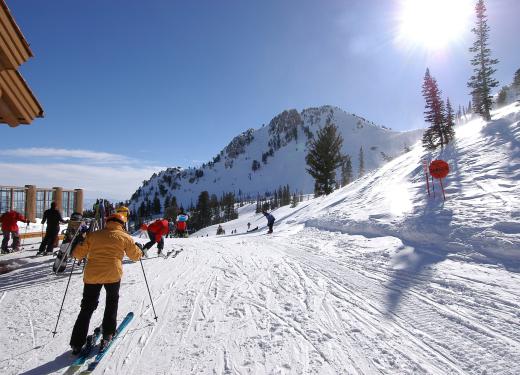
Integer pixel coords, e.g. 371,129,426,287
282,228,520,374
3,231,520,374
61,234,520,374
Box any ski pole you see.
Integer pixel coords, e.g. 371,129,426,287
52,258,77,337
139,258,158,321
20,222,29,250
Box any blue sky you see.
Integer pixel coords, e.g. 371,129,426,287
1,0,519,200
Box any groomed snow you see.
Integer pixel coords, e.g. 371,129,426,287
1,103,519,374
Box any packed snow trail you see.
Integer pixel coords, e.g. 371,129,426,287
1,230,520,374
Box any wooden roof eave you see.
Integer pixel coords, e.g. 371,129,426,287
0,0,32,69
0,69,43,126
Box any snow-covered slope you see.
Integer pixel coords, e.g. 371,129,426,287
196,102,520,262
1,103,519,375
129,106,422,210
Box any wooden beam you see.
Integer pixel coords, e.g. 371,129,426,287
0,94,19,126
0,0,32,65
0,71,31,122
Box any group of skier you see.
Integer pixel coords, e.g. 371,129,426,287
2,202,277,360
66,207,273,356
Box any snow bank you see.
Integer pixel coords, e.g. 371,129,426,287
301,103,520,262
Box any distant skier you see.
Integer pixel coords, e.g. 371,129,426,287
262,210,275,234
175,209,189,238
247,222,251,231
69,213,142,354
37,202,67,255
0,210,29,253
143,218,169,255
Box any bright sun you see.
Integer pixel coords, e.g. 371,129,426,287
398,0,474,51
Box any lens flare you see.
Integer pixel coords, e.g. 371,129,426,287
397,0,473,51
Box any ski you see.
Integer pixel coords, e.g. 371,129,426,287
165,248,183,259
63,327,101,375
78,312,134,374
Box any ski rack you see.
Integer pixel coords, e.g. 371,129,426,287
53,219,98,275
53,227,83,275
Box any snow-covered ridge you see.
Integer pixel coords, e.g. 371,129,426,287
196,102,520,262
129,105,422,211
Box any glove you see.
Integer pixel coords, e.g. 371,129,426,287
135,242,145,255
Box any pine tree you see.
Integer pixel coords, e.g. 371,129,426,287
210,194,220,224
273,190,279,209
443,98,456,144
251,160,261,172
291,193,298,208
340,155,352,187
422,127,437,151
305,122,345,196
496,86,508,106
221,192,237,222
468,0,499,121
193,191,211,230
358,146,365,178
282,185,290,206
153,196,161,215
255,194,261,214
422,68,446,149
514,68,520,87
138,201,146,219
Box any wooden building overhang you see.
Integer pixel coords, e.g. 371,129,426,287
0,0,43,127
0,69,43,126
0,0,32,70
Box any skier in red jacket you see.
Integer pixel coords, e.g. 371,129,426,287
1,210,29,253
142,219,169,256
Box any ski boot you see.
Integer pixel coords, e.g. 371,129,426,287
99,334,113,351
71,345,82,355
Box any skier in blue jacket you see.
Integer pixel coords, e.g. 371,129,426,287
262,210,275,234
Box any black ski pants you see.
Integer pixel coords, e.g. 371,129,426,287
38,226,59,253
267,221,274,233
1,230,19,252
70,281,120,348
144,230,164,251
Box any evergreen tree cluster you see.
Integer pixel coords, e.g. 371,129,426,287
254,185,301,213
496,68,520,107
421,68,456,150
418,0,503,148
455,101,474,124
189,191,238,231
